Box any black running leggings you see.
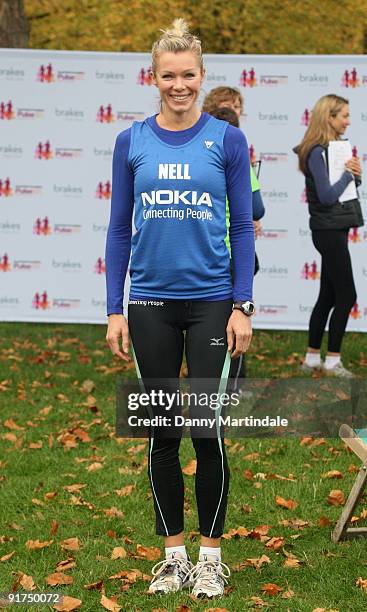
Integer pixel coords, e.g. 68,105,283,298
128,299,233,538
309,229,357,353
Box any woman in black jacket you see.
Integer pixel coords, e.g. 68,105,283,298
295,94,363,377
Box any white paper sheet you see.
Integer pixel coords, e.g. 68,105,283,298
328,140,357,202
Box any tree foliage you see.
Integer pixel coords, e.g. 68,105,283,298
24,0,367,54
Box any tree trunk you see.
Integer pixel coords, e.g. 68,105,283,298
0,0,29,48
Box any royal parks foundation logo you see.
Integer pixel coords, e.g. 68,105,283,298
341,68,360,88
260,229,288,240
259,151,288,163
1,99,45,120
33,217,51,236
0,254,11,272
137,67,153,86
301,261,320,280
96,104,115,123
32,291,50,310
239,68,257,87
350,303,362,320
240,67,287,87
248,145,256,165
35,141,53,160
258,304,288,316
33,217,81,235
0,66,25,81
37,64,85,83
349,227,367,243
1,178,42,197
94,257,105,274
95,181,111,200
0,100,15,120
2,254,41,272
0,178,13,197
301,109,310,126
32,291,81,310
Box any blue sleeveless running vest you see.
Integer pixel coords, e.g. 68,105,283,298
128,116,232,300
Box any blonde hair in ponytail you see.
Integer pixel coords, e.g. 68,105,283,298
152,18,203,74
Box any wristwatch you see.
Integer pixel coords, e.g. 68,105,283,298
233,301,255,316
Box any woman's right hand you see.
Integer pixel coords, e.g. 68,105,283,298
345,157,361,176
106,314,130,361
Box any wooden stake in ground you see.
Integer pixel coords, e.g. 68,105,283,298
332,424,367,543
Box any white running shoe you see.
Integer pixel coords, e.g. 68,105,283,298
324,361,355,378
148,552,193,594
190,556,231,598
300,361,322,373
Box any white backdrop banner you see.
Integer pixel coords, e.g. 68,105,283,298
0,50,366,329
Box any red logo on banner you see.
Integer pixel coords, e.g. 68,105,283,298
349,227,361,243
341,68,359,88
352,145,358,158
300,187,307,204
301,261,320,280
96,104,115,123
350,302,361,319
0,100,15,120
95,180,111,199
37,64,55,83
301,108,310,126
0,178,13,197
249,144,256,165
137,67,153,86
0,253,11,272
35,141,53,160
33,217,51,235
239,68,257,87
32,291,50,309
94,257,106,274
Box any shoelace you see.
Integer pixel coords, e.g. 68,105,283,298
151,556,191,580
188,559,231,587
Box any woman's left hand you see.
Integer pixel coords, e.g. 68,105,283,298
226,310,253,358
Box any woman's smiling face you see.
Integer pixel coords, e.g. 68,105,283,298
153,51,204,115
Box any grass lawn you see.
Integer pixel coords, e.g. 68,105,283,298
0,322,366,611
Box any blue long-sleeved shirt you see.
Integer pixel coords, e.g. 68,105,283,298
106,113,254,315
308,146,355,205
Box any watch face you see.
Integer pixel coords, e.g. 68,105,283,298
243,301,255,314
